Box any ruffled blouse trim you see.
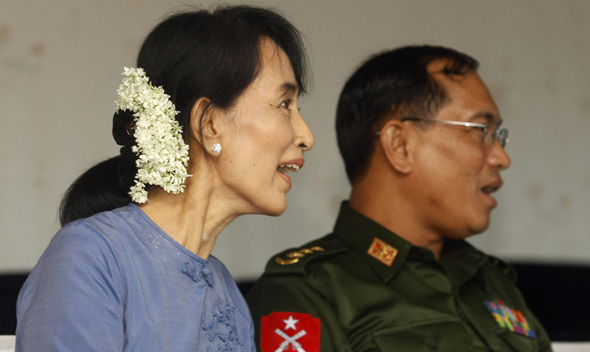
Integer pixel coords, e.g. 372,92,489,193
181,259,214,287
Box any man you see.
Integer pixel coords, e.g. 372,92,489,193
247,45,551,351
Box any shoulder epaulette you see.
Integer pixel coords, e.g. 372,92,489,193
265,234,347,275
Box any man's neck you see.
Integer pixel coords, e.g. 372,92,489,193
349,186,445,260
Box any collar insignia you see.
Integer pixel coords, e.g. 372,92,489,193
367,237,398,266
484,299,537,338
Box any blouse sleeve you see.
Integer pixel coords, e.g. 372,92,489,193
16,222,125,352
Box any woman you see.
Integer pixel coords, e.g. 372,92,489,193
16,5,314,351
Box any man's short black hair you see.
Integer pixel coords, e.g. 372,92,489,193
335,45,479,183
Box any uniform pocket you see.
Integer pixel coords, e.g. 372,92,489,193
373,318,475,351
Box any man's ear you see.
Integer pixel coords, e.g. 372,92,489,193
378,119,412,174
189,97,223,154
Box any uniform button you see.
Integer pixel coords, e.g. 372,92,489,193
427,340,438,350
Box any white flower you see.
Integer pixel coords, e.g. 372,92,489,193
115,67,190,203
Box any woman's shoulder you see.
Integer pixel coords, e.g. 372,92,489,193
20,207,139,305
38,205,143,269
56,204,140,243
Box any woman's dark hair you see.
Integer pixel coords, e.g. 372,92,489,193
59,5,309,226
335,45,478,184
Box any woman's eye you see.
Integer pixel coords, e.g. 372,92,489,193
280,99,291,109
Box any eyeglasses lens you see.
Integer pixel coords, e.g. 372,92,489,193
498,129,508,148
484,125,508,148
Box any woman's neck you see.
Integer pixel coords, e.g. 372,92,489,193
138,176,237,259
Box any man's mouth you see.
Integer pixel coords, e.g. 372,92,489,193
481,180,503,195
481,185,498,194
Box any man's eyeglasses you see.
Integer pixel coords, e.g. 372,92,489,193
400,117,509,148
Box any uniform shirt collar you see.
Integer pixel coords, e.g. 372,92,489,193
439,239,488,290
332,201,415,282
332,201,488,285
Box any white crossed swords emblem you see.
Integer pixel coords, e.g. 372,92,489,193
274,328,307,352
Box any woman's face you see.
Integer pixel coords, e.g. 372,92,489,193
214,39,314,216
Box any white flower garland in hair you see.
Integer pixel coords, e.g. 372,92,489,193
115,67,190,203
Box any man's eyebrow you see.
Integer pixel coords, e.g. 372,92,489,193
471,111,499,123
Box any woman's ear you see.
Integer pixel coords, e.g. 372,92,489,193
189,97,223,154
378,119,413,174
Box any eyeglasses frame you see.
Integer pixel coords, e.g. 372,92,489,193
399,117,509,148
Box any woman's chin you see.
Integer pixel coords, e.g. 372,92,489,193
265,205,287,217
256,199,288,217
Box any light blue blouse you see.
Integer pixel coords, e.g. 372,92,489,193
16,204,255,352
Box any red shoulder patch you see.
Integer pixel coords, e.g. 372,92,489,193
260,312,320,352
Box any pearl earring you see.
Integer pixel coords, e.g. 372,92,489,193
211,143,222,154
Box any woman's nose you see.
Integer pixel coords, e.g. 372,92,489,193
293,111,314,151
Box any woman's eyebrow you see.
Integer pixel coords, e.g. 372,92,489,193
279,82,298,96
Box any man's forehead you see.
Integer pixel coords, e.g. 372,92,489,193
431,68,500,120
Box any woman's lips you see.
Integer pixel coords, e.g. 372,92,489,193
276,158,304,188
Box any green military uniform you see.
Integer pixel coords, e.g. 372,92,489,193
247,202,552,351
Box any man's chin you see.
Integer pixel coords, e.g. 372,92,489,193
442,219,491,240
468,218,491,237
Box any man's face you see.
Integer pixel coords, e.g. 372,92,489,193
409,62,511,239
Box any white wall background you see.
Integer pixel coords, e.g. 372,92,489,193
1,0,588,280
